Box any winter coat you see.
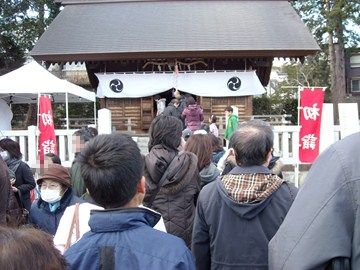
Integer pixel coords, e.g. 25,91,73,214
163,103,182,120
192,166,297,270
269,132,360,270
182,104,204,131
70,158,86,197
177,96,187,114
64,207,196,270
224,114,238,140
199,163,220,188
0,158,9,225
29,188,84,235
143,145,201,247
13,161,36,211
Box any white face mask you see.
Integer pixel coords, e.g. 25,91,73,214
0,151,9,161
41,189,62,204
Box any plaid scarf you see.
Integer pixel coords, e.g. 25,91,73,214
221,173,284,203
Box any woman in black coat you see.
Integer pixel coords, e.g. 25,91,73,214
143,115,201,248
0,138,36,211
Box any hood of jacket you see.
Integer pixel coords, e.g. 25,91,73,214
200,163,220,187
89,207,161,233
217,166,284,220
145,145,199,194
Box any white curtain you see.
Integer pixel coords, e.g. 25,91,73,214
96,71,265,98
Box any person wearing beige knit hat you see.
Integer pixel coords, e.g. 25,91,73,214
29,164,83,235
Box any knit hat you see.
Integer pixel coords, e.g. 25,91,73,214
37,163,71,188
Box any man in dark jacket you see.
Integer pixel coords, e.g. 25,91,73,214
192,120,297,270
65,133,195,270
174,89,187,114
70,127,97,197
163,98,182,119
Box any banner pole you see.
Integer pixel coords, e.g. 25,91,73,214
36,92,41,167
295,86,301,187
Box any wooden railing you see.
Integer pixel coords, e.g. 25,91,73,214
0,126,76,168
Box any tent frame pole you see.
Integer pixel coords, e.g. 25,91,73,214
65,92,69,130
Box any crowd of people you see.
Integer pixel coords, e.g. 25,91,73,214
0,105,358,269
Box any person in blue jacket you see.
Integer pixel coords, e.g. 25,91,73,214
30,163,83,235
64,133,195,270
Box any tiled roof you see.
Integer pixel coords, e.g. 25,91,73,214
31,0,319,61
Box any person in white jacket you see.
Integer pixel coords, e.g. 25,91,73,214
54,192,167,254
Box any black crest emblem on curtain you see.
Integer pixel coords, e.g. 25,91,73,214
227,77,241,91
109,79,123,93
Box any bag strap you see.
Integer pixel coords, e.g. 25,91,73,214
146,154,177,208
64,203,80,251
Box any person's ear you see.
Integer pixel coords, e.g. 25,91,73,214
137,176,146,194
265,150,272,166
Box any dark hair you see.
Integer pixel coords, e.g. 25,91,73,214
0,227,67,270
78,133,143,208
185,134,212,171
148,115,183,152
73,126,97,143
45,153,61,165
225,106,233,113
170,98,179,105
200,123,210,133
210,115,217,123
0,138,22,159
87,127,98,137
229,120,273,166
209,134,223,152
186,96,196,106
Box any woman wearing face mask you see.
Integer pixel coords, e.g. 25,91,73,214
29,163,83,235
0,138,36,212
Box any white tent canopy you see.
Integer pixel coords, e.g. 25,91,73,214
0,61,95,103
0,61,96,129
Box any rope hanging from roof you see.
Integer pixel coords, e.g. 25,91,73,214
142,59,207,72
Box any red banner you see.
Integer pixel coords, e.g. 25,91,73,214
38,95,57,161
299,87,325,163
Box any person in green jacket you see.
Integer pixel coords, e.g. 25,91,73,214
224,106,238,141
70,127,97,198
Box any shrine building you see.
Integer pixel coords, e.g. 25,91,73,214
30,0,319,132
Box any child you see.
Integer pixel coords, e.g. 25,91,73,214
209,115,219,137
